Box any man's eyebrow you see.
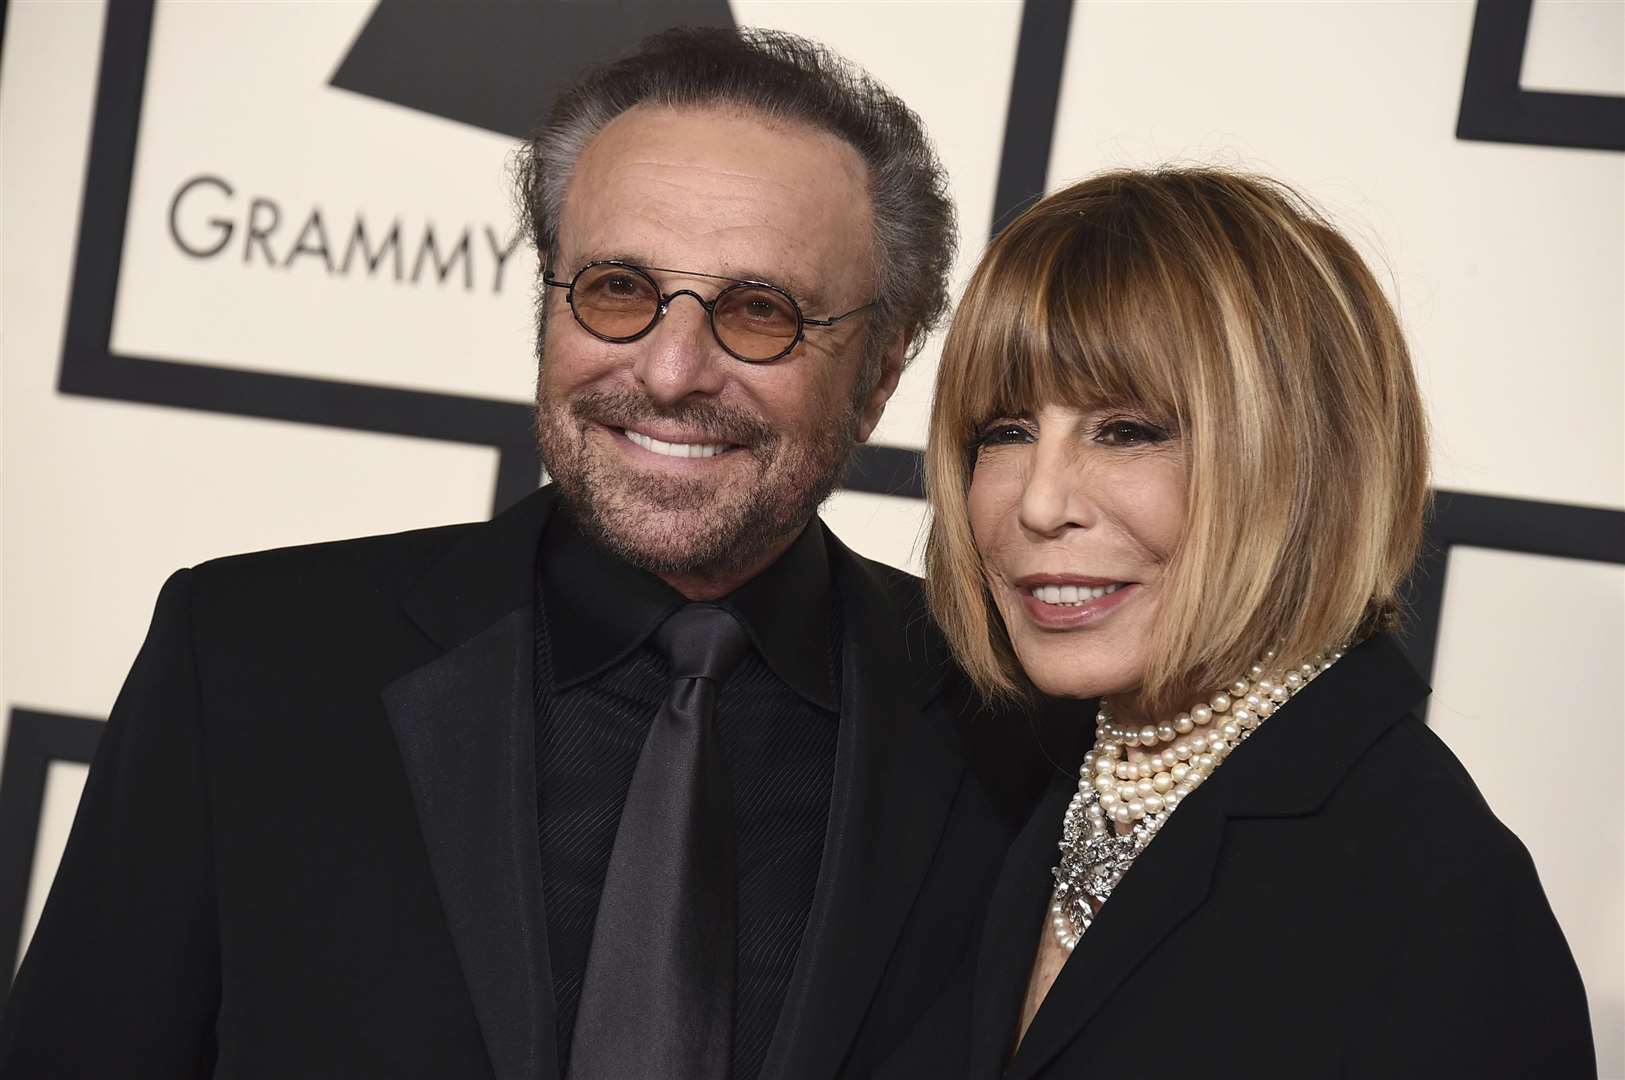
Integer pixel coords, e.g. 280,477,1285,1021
579,254,830,310
564,250,644,271
726,266,825,308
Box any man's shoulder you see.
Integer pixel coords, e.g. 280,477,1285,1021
193,518,479,591
822,533,948,672
825,536,1089,827
821,527,927,616
181,518,491,640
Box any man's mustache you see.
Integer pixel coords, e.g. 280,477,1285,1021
569,388,776,449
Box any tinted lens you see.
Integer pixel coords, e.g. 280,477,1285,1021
713,284,802,360
571,264,660,340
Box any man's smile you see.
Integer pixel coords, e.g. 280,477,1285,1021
622,429,729,459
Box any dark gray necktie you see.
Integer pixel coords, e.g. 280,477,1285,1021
568,603,749,1080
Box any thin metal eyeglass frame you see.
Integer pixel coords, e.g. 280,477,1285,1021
541,260,876,363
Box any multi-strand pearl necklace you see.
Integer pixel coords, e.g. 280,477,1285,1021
1048,647,1344,951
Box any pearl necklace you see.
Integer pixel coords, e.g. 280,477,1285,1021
1048,647,1344,951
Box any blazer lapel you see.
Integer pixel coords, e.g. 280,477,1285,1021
1003,778,1227,1080
761,535,966,1080
997,635,1430,1079
968,776,1075,1079
382,488,560,1080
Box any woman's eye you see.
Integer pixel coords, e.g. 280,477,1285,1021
1093,418,1167,447
971,422,1034,451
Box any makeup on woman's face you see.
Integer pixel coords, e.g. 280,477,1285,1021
967,402,1187,702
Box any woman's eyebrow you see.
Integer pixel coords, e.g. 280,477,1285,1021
976,407,1034,423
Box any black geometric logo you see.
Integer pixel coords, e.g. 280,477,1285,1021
1457,0,1625,152
330,1,735,139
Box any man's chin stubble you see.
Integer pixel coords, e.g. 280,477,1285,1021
569,463,770,576
539,423,857,580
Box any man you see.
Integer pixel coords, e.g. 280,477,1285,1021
0,28,1061,1079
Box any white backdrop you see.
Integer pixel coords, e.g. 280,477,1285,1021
3,1,1621,1071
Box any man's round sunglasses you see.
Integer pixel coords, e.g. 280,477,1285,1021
542,260,876,363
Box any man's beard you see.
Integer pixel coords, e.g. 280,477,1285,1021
535,381,863,579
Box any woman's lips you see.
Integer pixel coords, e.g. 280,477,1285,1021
1015,580,1138,629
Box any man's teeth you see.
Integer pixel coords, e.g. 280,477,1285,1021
625,429,727,459
1030,583,1124,606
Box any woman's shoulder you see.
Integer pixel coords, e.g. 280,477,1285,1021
1318,709,1595,1072
1327,709,1543,895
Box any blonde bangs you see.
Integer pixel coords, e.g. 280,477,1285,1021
933,207,1188,450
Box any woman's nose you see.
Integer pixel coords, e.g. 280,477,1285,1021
1017,438,1095,537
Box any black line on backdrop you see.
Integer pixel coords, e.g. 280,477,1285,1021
1400,491,1625,687
494,444,543,515
1457,0,1625,152
0,0,12,90
0,710,104,980
989,0,1076,238
846,444,926,501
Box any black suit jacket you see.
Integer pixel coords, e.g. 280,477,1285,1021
893,635,1595,1079
0,487,1053,1079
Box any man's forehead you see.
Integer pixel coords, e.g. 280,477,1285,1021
557,105,873,304
582,102,868,179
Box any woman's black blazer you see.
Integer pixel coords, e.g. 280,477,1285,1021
926,634,1594,1078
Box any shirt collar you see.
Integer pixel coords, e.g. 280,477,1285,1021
716,518,838,712
539,508,838,711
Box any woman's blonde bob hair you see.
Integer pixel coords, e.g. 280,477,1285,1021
925,168,1429,711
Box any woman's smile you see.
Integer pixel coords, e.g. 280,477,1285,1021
1010,575,1141,629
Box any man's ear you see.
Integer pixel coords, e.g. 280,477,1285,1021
855,330,910,443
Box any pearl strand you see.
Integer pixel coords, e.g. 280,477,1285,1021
1048,647,1344,951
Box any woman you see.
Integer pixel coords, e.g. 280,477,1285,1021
924,169,1594,1077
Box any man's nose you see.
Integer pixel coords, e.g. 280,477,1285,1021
631,293,728,406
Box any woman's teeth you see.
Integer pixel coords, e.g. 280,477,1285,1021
1030,583,1123,606
625,429,727,459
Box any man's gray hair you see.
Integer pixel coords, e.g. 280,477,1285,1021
514,26,957,361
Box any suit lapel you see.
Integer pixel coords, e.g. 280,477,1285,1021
761,534,965,1080
1003,778,1227,1080
967,775,1075,1079
383,488,560,1080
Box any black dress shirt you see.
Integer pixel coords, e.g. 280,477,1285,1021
533,509,841,1079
